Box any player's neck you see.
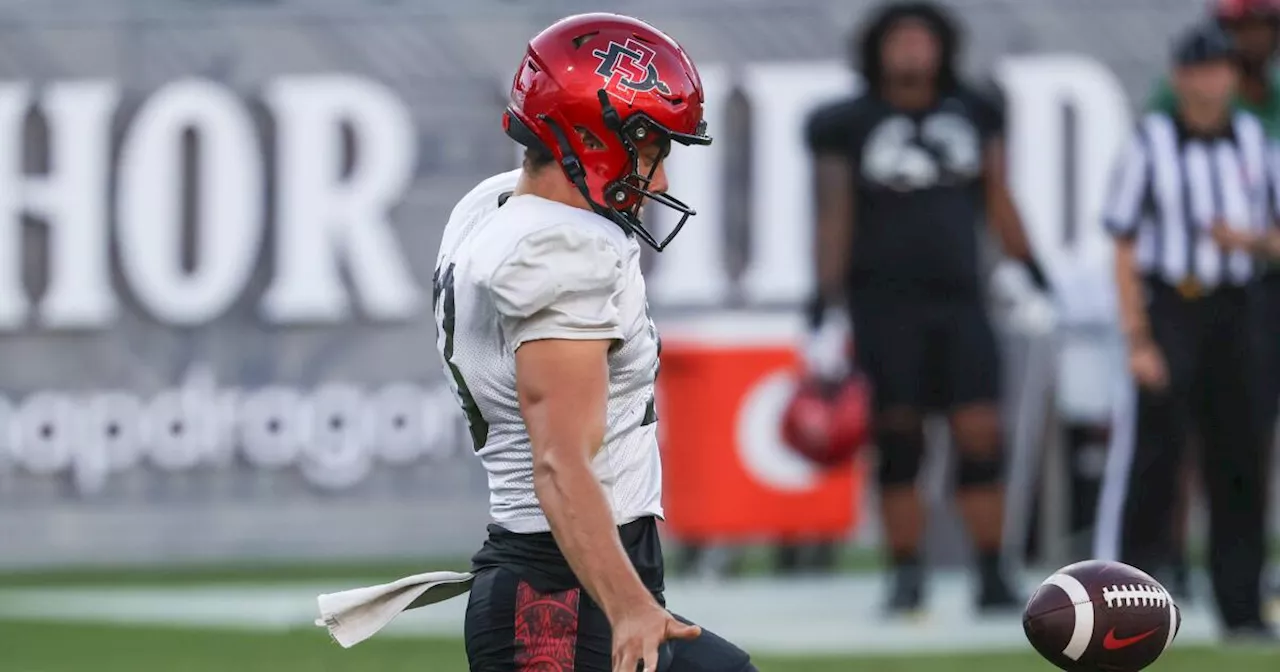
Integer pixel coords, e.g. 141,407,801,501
881,79,937,111
514,167,593,212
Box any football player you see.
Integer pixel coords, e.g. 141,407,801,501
802,1,1050,615
433,13,756,672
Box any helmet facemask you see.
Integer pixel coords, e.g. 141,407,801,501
536,90,711,252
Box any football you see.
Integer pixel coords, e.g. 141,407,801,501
1023,560,1181,672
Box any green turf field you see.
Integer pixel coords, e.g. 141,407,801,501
0,620,1274,672
2,558,1277,671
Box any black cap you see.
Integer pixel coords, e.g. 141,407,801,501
1173,23,1237,66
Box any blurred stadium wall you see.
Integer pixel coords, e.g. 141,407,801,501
0,0,1271,569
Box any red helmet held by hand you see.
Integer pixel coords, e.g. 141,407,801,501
781,375,873,469
504,13,713,251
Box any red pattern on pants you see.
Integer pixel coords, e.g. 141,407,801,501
514,580,582,671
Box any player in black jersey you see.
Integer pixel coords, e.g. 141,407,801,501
803,1,1052,615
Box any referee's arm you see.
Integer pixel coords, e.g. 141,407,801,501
1258,145,1280,257
1264,152,1280,257
1104,130,1167,389
1212,144,1280,257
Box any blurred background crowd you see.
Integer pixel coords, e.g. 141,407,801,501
0,0,1277,667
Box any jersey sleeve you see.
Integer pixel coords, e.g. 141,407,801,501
804,99,857,156
488,224,626,349
967,82,1007,140
1102,126,1153,240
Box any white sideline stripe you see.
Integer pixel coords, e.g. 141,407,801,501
1093,372,1136,562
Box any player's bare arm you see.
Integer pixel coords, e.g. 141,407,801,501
982,138,1036,261
814,153,854,304
984,137,1055,300
517,338,661,617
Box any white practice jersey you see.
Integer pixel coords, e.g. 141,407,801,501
433,170,664,534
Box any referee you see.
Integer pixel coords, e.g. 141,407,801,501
1095,23,1276,641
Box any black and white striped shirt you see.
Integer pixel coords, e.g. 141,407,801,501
1103,111,1279,288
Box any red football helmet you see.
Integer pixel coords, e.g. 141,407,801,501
781,375,873,469
1215,0,1280,21
503,13,713,251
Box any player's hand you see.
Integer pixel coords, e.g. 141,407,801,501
989,260,1057,336
611,601,701,672
1129,339,1168,391
1008,291,1057,336
802,307,851,383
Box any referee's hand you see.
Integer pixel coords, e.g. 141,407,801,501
1211,220,1257,253
1129,340,1168,391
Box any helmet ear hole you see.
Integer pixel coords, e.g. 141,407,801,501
573,126,607,151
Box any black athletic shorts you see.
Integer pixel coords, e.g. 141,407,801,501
464,566,753,671
463,517,753,672
850,294,1001,412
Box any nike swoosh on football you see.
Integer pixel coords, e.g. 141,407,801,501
1102,627,1160,650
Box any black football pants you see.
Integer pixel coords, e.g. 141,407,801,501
1100,280,1268,628
465,567,757,672
1255,273,1280,435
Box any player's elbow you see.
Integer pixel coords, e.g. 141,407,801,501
531,448,562,481
531,443,592,485
531,446,596,511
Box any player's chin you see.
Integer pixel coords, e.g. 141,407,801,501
890,67,936,84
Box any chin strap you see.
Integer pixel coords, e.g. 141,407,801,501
538,114,594,202
538,111,689,251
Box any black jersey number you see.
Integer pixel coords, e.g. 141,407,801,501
641,302,660,427
433,262,489,451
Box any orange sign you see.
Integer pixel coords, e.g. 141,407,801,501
656,316,866,543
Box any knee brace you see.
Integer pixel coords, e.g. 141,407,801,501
876,429,925,487
956,453,1005,488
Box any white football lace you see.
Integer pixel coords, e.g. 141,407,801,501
1102,584,1170,608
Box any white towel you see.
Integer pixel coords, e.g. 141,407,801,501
315,570,475,648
